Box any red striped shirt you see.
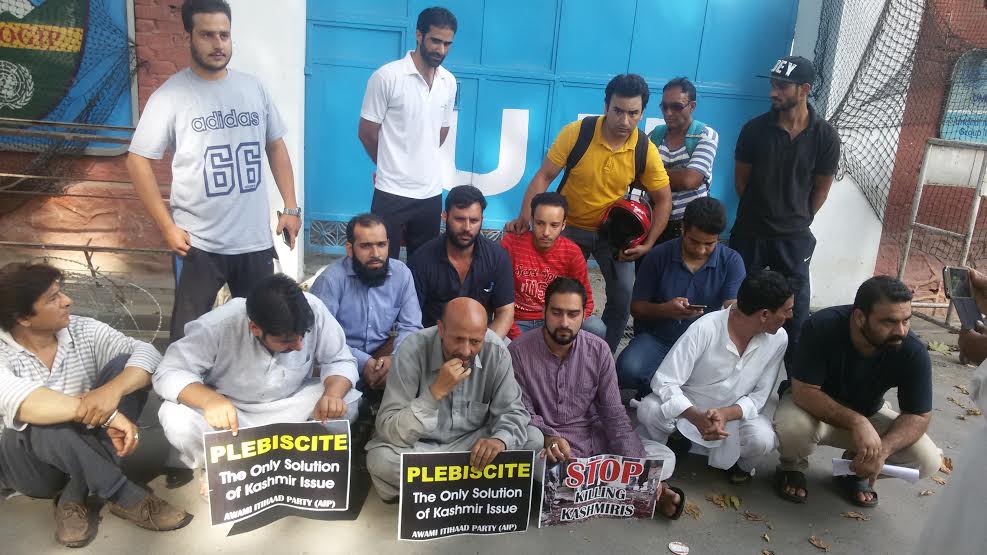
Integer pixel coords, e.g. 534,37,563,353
501,231,595,333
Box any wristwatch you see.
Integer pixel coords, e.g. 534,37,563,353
283,207,302,217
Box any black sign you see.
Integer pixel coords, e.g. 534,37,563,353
203,421,351,526
398,450,535,541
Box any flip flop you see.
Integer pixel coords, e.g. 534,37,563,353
834,475,879,507
656,484,687,520
773,468,808,504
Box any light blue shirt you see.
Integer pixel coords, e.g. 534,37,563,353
309,257,422,376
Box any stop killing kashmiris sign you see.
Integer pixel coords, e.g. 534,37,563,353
540,454,665,527
399,451,535,541
203,421,351,526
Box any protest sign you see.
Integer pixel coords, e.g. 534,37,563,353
398,450,535,541
203,421,350,526
539,454,664,527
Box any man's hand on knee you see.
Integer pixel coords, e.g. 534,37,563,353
313,394,347,422
76,385,124,427
470,437,506,470
203,395,239,436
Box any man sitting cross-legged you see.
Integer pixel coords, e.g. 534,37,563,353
365,297,543,502
155,273,361,494
509,277,685,519
0,263,190,548
501,192,606,341
774,276,940,507
309,213,422,394
637,270,791,484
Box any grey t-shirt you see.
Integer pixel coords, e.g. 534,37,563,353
129,68,287,254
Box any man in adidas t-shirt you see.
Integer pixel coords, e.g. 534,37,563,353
648,77,719,244
128,0,300,342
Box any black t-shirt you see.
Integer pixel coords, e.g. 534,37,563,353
408,234,515,328
733,103,841,238
790,305,932,416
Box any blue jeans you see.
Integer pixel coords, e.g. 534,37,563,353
562,227,635,352
616,332,673,396
516,316,607,340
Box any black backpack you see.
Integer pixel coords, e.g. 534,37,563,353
556,115,650,195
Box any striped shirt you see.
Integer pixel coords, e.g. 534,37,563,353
0,316,161,433
657,125,719,220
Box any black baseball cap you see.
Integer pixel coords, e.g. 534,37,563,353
758,55,815,85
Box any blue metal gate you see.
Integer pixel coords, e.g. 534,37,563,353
304,0,800,252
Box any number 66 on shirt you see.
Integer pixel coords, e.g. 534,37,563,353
203,141,262,197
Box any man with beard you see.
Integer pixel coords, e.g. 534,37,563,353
409,185,515,338
128,0,300,343
637,270,790,485
359,7,458,260
508,278,686,520
310,214,422,393
154,274,360,494
365,297,542,502
730,56,841,369
500,192,606,340
773,276,940,507
507,74,672,352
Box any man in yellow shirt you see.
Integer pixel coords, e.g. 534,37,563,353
507,74,671,351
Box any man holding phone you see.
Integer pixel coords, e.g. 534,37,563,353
617,197,745,398
958,267,987,365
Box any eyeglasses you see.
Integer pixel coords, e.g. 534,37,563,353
660,102,690,112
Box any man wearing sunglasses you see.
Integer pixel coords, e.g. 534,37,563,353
648,78,719,244
730,56,841,369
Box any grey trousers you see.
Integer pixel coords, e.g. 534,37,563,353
366,425,545,501
0,355,146,503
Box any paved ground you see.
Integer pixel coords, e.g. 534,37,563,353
0,258,979,554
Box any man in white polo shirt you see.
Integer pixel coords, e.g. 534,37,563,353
358,7,458,260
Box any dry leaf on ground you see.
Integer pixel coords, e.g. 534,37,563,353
684,501,702,520
762,533,771,542
744,511,767,522
809,535,831,551
919,489,936,496
706,493,728,509
957,415,967,420
928,341,951,354
954,384,970,395
727,495,742,510
841,511,871,521
940,456,953,474
932,476,947,485
968,408,982,416
947,396,970,410
762,551,776,555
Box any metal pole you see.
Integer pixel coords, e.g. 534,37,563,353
898,143,932,280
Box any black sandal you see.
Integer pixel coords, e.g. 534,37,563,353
834,475,879,507
773,468,808,504
656,484,687,520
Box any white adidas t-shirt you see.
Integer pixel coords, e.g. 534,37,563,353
129,68,286,254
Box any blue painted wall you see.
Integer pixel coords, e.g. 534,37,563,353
305,0,800,251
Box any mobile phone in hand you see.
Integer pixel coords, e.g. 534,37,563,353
943,266,982,329
277,211,291,246
687,304,707,310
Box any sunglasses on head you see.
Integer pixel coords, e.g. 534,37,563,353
660,102,690,112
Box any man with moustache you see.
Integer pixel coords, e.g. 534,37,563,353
730,56,841,368
409,185,515,339
154,274,360,494
365,297,542,502
509,278,686,520
773,276,940,507
359,7,458,260
128,0,301,342
507,74,672,352
500,192,605,340
310,213,422,393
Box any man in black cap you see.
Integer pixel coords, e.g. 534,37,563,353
729,55,841,368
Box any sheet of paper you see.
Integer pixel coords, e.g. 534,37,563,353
832,458,920,484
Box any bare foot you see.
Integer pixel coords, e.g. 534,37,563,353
658,482,682,518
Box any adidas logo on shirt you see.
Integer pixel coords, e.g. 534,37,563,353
190,109,261,132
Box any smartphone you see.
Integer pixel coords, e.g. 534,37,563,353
943,266,982,329
687,304,707,310
277,211,291,246
943,266,972,299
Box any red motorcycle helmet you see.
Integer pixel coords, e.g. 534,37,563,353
599,194,652,259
